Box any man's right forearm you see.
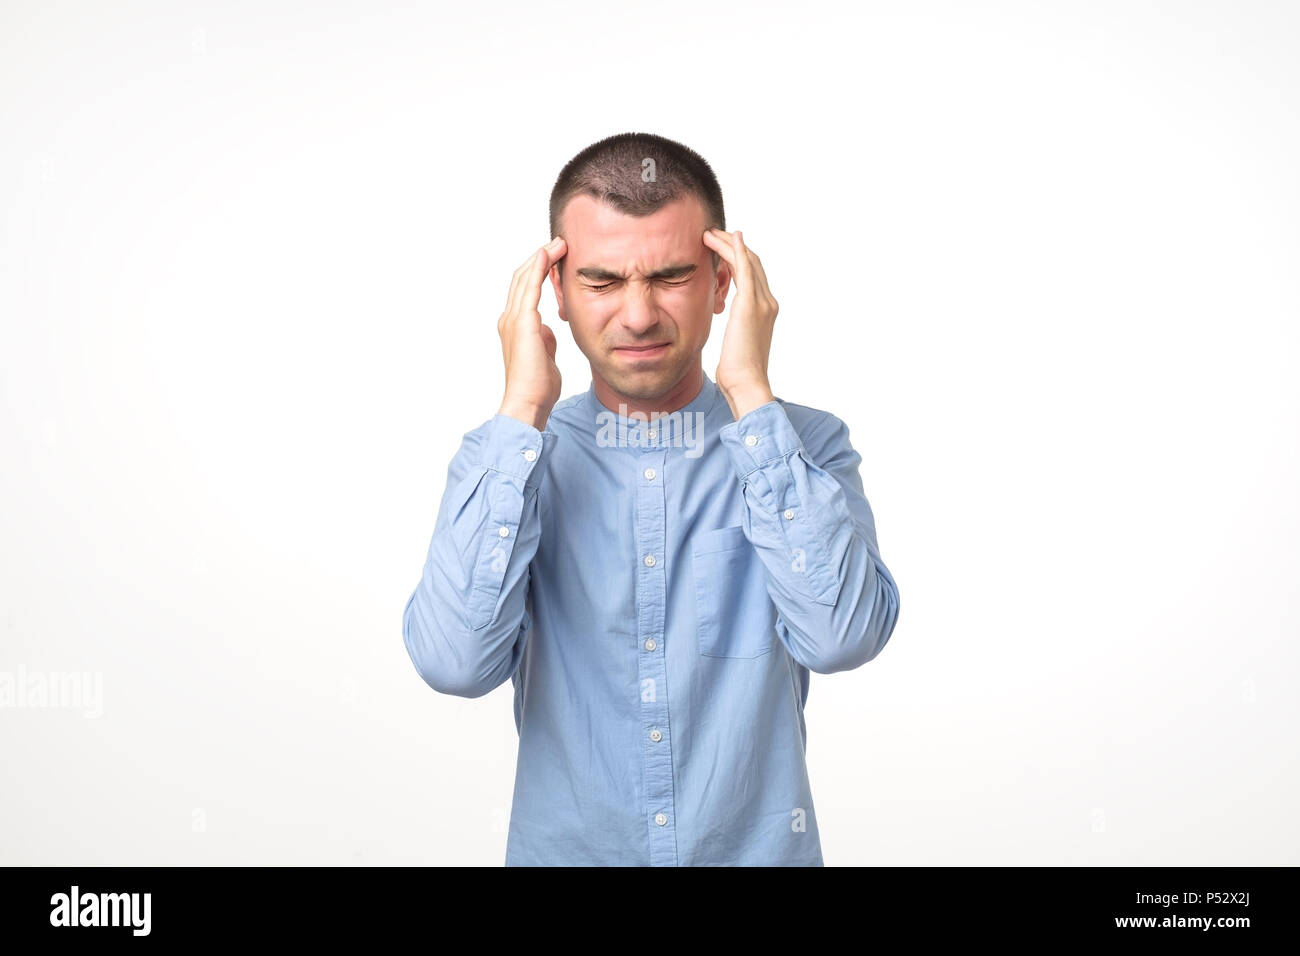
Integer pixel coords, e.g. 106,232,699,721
401,413,555,698
404,236,564,696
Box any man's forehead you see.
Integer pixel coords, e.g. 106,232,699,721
560,194,706,259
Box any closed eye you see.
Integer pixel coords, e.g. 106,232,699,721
584,279,691,292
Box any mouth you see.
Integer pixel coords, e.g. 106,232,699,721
612,342,670,360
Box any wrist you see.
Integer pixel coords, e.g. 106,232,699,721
719,380,775,419
498,399,550,431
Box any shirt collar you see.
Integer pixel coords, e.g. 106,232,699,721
582,371,722,452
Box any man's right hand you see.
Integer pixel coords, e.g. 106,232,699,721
497,236,567,430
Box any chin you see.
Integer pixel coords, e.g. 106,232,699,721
601,364,681,402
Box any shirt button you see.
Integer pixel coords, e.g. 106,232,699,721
643,554,656,567
654,812,668,826
644,638,657,651
498,526,510,537
644,467,656,481
649,728,662,742
744,434,759,447
647,428,658,440
784,509,795,520
522,448,537,461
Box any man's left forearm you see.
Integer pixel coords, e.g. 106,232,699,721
719,401,901,673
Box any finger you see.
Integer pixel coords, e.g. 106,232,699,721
520,237,565,318
702,228,741,277
501,243,553,321
504,248,542,314
704,228,758,302
727,229,753,295
736,239,777,305
504,243,561,335
702,227,736,259
725,230,777,308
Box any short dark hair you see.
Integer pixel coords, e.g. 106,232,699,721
549,131,726,272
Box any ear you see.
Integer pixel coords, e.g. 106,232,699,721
711,260,732,316
550,263,568,322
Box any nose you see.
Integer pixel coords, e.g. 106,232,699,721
619,283,660,336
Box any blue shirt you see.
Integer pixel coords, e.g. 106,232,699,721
402,372,900,865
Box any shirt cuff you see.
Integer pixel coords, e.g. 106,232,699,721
478,413,558,493
718,400,803,480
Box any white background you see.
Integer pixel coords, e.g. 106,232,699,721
2,0,1296,865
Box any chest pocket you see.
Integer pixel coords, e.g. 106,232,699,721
691,525,776,660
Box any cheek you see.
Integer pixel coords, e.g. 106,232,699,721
565,312,607,349
660,285,704,317
687,283,715,313
674,300,715,344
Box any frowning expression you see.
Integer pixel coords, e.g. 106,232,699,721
550,193,730,404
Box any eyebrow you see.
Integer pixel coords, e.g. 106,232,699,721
575,263,698,282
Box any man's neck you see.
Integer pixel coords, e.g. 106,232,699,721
591,365,705,421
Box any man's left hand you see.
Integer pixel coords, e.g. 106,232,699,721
703,227,779,419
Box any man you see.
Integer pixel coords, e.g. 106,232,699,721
402,132,900,866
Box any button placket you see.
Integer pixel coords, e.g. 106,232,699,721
634,449,676,866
